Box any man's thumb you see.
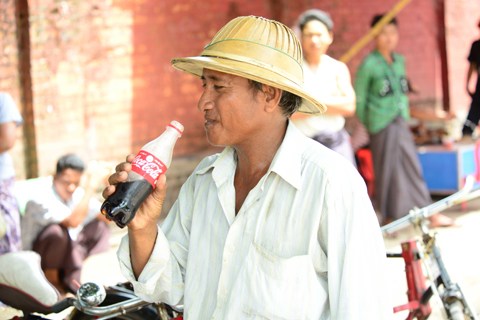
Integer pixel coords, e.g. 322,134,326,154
151,174,167,204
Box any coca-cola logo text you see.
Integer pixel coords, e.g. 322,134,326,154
132,152,166,184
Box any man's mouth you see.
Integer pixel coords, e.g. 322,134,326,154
204,118,216,126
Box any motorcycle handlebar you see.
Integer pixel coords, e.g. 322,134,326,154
381,175,478,235
72,296,150,317
51,297,75,313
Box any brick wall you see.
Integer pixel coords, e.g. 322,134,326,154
0,0,25,179
124,0,452,160
281,0,444,109
2,0,478,208
445,0,480,118
126,0,270,155
27,0,134,177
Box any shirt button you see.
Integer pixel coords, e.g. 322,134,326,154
223,289,228,295
229,245,235,252
398,102,404,109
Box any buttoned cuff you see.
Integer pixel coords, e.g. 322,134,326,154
117,225,171,296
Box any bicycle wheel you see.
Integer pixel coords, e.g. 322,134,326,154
447,300,467,320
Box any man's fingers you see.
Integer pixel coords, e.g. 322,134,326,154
108,170,128,186
114,161,132,173
102,185,116,199
126,154,136,163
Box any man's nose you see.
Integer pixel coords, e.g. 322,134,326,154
198,89,214,112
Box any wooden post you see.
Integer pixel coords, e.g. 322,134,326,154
15,0,38,178
339,0,415,64
435,0,450,111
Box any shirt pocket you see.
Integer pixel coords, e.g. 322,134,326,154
241,242,327,320
372,75,393,98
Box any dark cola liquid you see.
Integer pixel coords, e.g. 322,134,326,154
101,179,153,228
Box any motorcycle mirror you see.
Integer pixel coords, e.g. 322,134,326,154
77,282,107,307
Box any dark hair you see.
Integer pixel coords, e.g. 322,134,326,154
248,80,303,117
56,154,85,174
298,9,334,32
371,14,398,28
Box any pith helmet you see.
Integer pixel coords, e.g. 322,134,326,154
171,16,326,115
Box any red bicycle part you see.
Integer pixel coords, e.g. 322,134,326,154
393,239,432,320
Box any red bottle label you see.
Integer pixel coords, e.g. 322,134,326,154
131,150,167,188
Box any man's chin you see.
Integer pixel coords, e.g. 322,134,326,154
206,137,227,147
206,133,227,147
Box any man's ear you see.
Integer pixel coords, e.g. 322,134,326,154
262,84,282,113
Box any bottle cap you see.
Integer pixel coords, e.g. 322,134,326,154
168,121,184,135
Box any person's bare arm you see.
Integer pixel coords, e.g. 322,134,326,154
61,185,96,229
95,212,112,224
291,62,356,119
320,62,356,117
410,108,455,121
103,155,167,279
61,162,111,228
467,62,477,97
0,122,17,154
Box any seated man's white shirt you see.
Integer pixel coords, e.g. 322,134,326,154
21,176,101,250
117,120,392,319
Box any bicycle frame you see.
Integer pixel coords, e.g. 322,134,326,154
382,176,480,320
388,239,432,319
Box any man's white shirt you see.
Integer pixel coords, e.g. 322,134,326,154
20,176,102,250
117,120,392,319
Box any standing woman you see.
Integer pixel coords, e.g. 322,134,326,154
291,9,357,165
0,92,23,254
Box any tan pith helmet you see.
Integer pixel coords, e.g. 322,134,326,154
171,16,326,115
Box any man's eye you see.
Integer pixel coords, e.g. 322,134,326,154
214,85,225,90
202,83,206,88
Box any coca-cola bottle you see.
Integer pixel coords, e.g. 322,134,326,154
101,121,184,228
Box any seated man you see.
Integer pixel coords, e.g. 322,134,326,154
20,154,111,294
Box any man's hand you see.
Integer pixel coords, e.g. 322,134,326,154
102,154,167,231
85,160,113,190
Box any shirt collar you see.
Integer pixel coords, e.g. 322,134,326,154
195,120,304,191
374,50,396,63
265,119,303,191
195,146,237,187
